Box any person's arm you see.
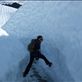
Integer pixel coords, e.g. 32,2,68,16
35,41,41,50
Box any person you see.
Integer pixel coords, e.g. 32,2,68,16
23,35,52,77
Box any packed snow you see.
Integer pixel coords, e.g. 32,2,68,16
0,1,82,82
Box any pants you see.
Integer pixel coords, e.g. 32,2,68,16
23,51,50,77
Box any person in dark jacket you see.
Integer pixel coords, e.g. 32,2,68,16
23,35,52,77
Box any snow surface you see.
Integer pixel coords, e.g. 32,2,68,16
0,1,82,82
0,36,26,80
0,4,17,28
0,4,17,36
0,28,8,36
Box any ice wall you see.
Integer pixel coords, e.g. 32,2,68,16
3,1,82,82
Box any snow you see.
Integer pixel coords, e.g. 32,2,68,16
0,1,25,5
0,4,17,28
0,1,82,82
0,28,8,36
0,4,17,36
0,36,27,80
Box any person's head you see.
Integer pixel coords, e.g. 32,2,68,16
37,35,43,42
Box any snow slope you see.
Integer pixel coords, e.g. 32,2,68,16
1,1,82,82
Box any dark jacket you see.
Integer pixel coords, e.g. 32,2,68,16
32,39,41,51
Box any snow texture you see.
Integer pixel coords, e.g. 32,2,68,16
0,4,17,28
0,1,82,82
0,4,17,36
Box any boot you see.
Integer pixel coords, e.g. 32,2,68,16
48,62,52,67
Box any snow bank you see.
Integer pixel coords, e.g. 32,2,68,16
2,1,82,82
